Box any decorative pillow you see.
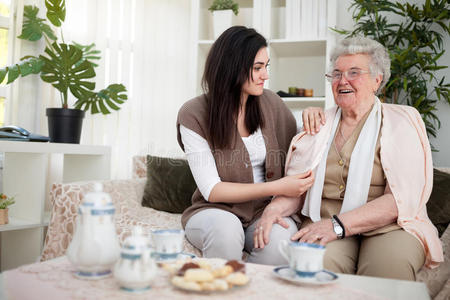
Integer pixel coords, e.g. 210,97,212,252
142,155,197,214
427,169,450,237
132,155,147,179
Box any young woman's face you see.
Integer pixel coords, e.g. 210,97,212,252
242,47,269,98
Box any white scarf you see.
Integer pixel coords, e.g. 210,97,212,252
302,97,382,221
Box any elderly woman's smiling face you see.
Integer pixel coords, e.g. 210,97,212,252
332,54,382,111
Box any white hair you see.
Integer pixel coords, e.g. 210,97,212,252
330,36,391,94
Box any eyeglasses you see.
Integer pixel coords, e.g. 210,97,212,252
325,69,370,82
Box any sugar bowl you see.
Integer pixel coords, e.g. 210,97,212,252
114,226,158,292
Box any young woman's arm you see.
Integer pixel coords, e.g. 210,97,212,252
208,173,313,203
180,125,314,203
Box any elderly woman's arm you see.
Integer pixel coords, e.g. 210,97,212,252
253,195,305,249
339,187,397,236
291,184,398,245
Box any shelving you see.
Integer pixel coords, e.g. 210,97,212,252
0,141,111,271
190,0,337,119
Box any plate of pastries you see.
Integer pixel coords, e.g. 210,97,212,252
162,258,250,293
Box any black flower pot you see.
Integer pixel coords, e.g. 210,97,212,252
46,108,85,144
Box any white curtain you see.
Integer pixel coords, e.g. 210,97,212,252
48,0,192,179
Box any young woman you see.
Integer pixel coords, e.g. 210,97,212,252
176,26,314,265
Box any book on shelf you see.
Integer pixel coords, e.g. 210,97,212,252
318,0,328,38
285,0,328,40
253,0,271,38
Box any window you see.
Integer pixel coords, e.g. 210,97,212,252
0,0,11,127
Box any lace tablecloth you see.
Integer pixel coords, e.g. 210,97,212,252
2,256,429,300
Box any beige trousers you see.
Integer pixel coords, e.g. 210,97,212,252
301,221,425,280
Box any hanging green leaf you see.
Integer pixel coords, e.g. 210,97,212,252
45,0,66,27
18,5,56,41
0,57,44,84
74,84,128,114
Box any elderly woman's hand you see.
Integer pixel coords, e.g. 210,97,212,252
290,219,336,246
253,206,289,249
302,107,326,135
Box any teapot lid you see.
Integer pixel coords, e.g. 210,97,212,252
82,183,113,208
122,226,152,255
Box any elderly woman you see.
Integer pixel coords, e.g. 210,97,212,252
254,37,443,280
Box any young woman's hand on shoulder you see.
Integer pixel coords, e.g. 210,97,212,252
302,107,325,135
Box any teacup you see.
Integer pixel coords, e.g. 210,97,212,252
279,240,326,278
151,229,184,259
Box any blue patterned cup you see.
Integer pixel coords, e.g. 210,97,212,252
279,240,326,278
151,229,184,259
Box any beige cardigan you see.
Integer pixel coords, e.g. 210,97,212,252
285,103,443,268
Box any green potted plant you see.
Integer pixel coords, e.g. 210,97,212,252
333,0,449,144
209,0,239,39
0,0,127,143
0,193,15,225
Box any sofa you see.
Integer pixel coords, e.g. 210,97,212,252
41,156,450,299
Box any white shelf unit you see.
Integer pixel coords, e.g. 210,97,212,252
0,141,111,271
190,0,337,120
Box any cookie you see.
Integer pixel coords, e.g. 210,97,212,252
184,268,214,282
177,262,200,276
200,281,216,291
212,265,233,278
225,272,249,286
212,279,229,291
225,260,246,273
171,276,202,291
195,259,212,270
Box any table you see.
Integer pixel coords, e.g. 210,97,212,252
0,256,429,300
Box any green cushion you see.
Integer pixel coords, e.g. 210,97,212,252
142,155,196,213
427,169,450,237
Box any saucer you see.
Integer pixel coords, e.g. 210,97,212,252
73,270,112,280
273,266,338,286
151,252,196,262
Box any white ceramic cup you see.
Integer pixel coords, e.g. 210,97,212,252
151,229,184,258
279,240,326,278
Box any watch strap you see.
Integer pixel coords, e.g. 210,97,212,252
332,215,346,239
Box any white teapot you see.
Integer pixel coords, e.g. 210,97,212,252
113,226,158,292
66,183,120,279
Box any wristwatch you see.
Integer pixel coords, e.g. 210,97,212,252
331,215,345,239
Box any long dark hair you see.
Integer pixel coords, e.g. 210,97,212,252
202,26,267,149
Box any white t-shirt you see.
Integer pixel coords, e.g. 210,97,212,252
179,125,266,201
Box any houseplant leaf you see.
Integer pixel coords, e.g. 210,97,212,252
0,57,44,84
73,42,101,68
45,0,66,27
74,84,128,114
39,42,96,106
18,5,56,41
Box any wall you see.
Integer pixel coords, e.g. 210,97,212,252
336,0,450,167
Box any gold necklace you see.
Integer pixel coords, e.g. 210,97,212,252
338,122,347,144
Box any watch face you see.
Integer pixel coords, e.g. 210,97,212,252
332,218,343,237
